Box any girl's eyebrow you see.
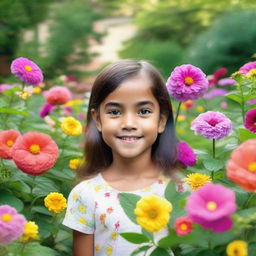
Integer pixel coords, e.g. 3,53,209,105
104,101,155,109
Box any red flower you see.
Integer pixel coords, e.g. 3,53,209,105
45,86,71,105
0,130,20,159
12,132,59,175
174,216,193,236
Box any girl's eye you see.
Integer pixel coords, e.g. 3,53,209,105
139,109,152,115
107,109,121,116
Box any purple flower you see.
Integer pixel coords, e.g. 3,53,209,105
247,98,256,105
185,183,236,232
177,141,197,166
239,61,256,74
0,84,13,92
191,111,232,140
166,64,209,102
11,57,43,86
244,109,256,134
218,78,236,86
0,205,26,244
39,103,54,118
203,89,228,99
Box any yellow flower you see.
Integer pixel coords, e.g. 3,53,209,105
44,192,67,213
61,117,82,136
69,158,83,170
33,86,42,94
196,105,204,112
106,245,113,255
16,86,34,100
134,194,172,232
95,244,100,251
65,99,83,107
20,221,39,241
177,115,186,122
246,68,256,79
226,240,247,256
184,173,211,190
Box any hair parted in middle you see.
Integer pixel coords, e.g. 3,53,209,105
79,59,178,178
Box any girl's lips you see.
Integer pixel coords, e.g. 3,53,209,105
116,136,143,144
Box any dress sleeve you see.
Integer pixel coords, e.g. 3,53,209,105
62,181,95,234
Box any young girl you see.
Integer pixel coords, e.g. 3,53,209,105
63,59,179,256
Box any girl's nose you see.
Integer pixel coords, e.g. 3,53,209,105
121,113,137,130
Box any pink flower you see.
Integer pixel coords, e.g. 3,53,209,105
244,109,256,134
0,205,26,244
220,101,228,109
239,61,256,74
0,130,21,159
166,64,208,102
203,89,228,99
218,78,236,86
247,98,256,105
177,141,197,166
191,111,232,140
174,216,193,236
185,183,236,232
0,84,13,92
12,132,59,175
39,103,55,118
11,57,43,86
45,86,72,105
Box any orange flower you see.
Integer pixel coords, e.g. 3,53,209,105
12,132,59,175
226,139,256,192
0,130,20,159
100,214,106,224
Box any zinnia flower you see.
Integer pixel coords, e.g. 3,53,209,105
184,173,211,190
186,183,236,232
244,109,256,134
177,141,197,167
45,86,71,105
174,216,193,236
239,61,256,75
226,139,256,192
191,111,232,140
203,89,228,99
69,158,83,170
226,240,247,256
16,86,34,100
247,98,256,105
181,100,194,110
134,194,172,232
0,130,20,159
61,116,82,136
166,64,208,102
20,221,39,241
218,78,236,86
12,131,59,175
44,192,67,213
11,57,43,86
209,68,227,86
39,103,55,118
0,205,26,244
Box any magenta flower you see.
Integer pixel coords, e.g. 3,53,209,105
191,111,232,140
166,64,209,102
239,61,256,74
177,141,197,166
11,57,43,86
218,78,236,86
0,205,26,244
185,183,236,232
203,89,228,99
39,103,55,118
209,68,227,86
244,109,256,134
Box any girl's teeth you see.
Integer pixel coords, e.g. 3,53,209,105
121,137,138,141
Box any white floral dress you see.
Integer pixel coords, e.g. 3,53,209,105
63,173,181,256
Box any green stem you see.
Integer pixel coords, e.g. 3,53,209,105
20,241,28,256
239,84,245,123
174,101,182,129
243,193,255,208
212,139,215,158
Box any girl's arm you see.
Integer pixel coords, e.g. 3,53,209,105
73,230,94,256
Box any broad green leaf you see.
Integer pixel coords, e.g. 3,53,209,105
43,168,76,181
2,86,21,97
238,128,256,142
131,245,151,256
7,180,31,194
150,247,170,256
120,232,150,244
225,92,242,105
142,228,154,240
0,107,29,116
196,249,220,256
202,156,226,172
249,242,256,255
31,206,53,216
244,94,256,101
0,190,24,212
22,242,57,256
32,176,59,197
119,193,141,224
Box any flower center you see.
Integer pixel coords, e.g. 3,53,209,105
248,162,256,172
206,201,217,211
29,144,41,154
180,223,187,231
2,214,12,222
6,140,14,147
184,76,194,86
247,68,256,78
148,209,157,219
207,118,219,127
24,65,33,72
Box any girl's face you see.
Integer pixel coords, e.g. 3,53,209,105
92,73,167,162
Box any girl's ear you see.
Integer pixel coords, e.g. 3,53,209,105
158,114,167,134
91,108,102,132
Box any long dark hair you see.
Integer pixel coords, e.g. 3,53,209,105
78,59,178,179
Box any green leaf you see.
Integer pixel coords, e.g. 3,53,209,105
31,206,53,216
150,247,170,256
202,155,226,172
32,176,59,197
238,128,256,142
142,228,154,240
7,180,31,194
244,94,256,101
22,242,57,256
131,245,151,256
0,190,24,212
2,86,21,97
249,242,256,255
119,193,141,224
120,232,150,244
225,92,242,105
0,107,29,116
195,249,220,256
